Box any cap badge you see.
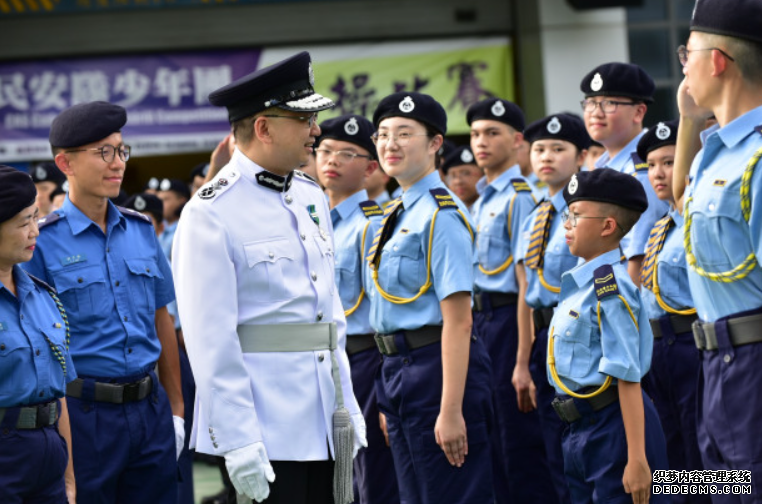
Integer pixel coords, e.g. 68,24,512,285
547,116,562,134
491,100,506,117
655,122,671,140
134,196,146,211
148,177,160,190
460,149,474,163
344,117,359,135
591,72,603,92
399,96,415,113
568,174,579,195
35,166,47,180
308,62,315,87
160,178,171,191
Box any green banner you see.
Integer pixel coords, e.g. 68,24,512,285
312,42,513,135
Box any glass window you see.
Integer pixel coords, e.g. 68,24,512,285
626,0,667,22
644,87,678,128
629,29,671,80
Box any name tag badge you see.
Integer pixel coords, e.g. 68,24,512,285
61,254,87,266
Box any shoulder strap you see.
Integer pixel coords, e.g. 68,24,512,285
359,200,384,219
117,206,151,223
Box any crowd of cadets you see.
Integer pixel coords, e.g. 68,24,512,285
1,0,761,502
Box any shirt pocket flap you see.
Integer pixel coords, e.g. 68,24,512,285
125,258,163,279
0,336,27,357
243,238,294,268
52,265,106,293
393,236,420,259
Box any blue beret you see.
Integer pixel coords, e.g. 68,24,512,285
637,119,679,162
124,192,164,222
524,113,592,151
580,63,655,103
466,98,525,131
691,0,762,44
0,165,36,224
441,146,477,175
30,161,66,185
209,51,334,123
563,169,648,213
373,92,447,135
49,101,127,148
317,114,376,159
158,178,191,200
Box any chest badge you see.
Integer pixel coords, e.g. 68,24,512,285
712,179,727,187
61,254,87,266
307,204,320,225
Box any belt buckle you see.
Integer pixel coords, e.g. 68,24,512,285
122,381,142,402
473,293,483,312
35,402,51,428
551,397,571,423
373,334,388,356
692,320,706,350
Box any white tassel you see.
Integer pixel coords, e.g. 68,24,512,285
333,407,354,504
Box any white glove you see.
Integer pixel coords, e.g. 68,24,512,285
224,442,276,502
173,415,185,461
352,414,368,458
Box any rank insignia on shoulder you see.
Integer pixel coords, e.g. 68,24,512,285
198,185,216,199
510,178,532,193
38,212,61,228
712,179,727,187
429,188,458,210
631,153,648,172
755,125,762,136
593,264,619,300
359,200,383,218
117,206,151,223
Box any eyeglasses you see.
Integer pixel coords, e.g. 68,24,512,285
315,148,371,163
561,210,608,227
371,132,429,146
262,113,318,127
676,45,735,67
580,99,639,114
65,144,131,163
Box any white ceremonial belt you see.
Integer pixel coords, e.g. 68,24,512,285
236,323,337,353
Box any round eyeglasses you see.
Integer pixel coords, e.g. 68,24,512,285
65,144,131,163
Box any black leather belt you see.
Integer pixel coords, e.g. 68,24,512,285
649,314,698,339
66,375,152,404
374,326,442,356
533,306,556,332
473,292,518,312
0,400,58,429
692,312,762,351
346,333,377,356
551,386,619,424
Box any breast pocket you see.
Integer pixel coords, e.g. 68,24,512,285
313,234,335,294
125,258,163,314
691,188,749,268
552,315,594,379
52,265,108,316
394,237,425,294
243,238,296,302
336,250,359,305
0,334,33,398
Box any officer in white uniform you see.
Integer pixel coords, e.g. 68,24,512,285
172,52,365,504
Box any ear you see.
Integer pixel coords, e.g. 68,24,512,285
253,117,272,144
54,152,74,177
428,134,444,155
513,131,525,150
576,148,588,168
710,48,731,77
633,103,648,124
600,217,619,238
365,159,379,179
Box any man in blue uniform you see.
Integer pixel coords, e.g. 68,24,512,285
675,0,762,499
468,97,555,503
23,101,185,504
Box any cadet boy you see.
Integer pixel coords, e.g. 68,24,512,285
172,52,365,504
580,63,668,284
30,161,67,217
23,101,184,504
548,169,668,504
156,178,190,260
442,145,482,212
314,114,399,504
518,113,591,504
675,0,762,498
468,97,556,503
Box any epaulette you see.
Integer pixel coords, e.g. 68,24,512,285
510,178,533,193
198,172,240,201
37,211,62,229
359,200,384,218
117,206,151,223
429,188,458,210
294,169,318,184
25,272,55,294
593,264,620,300
754,125,762,135
631,152,649,173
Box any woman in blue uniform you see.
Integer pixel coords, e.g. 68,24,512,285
0,165,76,503
366,92,494,504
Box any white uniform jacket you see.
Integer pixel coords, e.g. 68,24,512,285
172,148,362,461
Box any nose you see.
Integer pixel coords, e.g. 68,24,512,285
30,216,40,238
311,121,321,137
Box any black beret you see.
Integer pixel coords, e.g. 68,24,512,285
158,178,191,200
49,101,127,148
110,189,129,207
563,169,648,213
30,161,66,185
0,165,36,225
189,162,210,180
317,114,376,159
441,146,477,175
524,113,592,150
466,98,525,131
580,63,655,103
691,0,762,44
124,192,164,222
373,92,447,135
637,119,679,162
209,51,334,123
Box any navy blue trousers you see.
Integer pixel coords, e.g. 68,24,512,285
375,332,494,504
177,341,196,504
68,370,177,504
642,319,709,504
562,390,670,504
473,302,558,503
0,401,68,503
349,345,400,504
531,326,572,504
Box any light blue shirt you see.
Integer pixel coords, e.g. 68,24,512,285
472,166,537,294
526,171,550,200
685,105,762,322
518,190,577,309
331,189,381,336
23,196,175,378
159,220,177,261
0,266,76,406
640,209,694,319
547,248,653,394
367,171,475,334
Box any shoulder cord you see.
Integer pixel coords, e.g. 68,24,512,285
344,220,372,317
44,290,71,376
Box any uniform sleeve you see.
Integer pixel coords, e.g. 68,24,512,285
597,284,645,383
429,208,474,300
515,209,535,264
749,150,762,258
624,174,669,259
510,193,536,259
153,234,175,310
171,203,262,454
